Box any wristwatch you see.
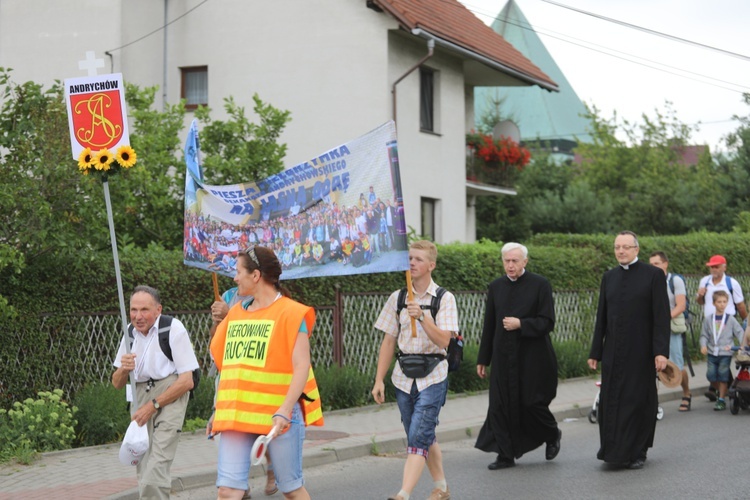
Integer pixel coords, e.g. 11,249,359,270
152,398,160,410
417,312,425,323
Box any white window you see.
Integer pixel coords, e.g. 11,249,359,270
181,66,208,109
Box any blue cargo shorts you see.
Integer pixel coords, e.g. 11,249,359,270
395,378,448,458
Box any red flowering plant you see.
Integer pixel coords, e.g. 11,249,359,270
466,131,530,187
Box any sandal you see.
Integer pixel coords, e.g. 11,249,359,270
264,469,278,496
679,395,691,412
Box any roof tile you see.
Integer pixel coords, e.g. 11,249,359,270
375,0,556,89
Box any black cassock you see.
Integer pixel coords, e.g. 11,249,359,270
475,271,558,460
589,260,670,464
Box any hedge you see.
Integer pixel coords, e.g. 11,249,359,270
7,232,748,317
2,232,748,407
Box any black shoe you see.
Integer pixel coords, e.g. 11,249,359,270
488,457,515,470
545,429,562,460
705,387,717,402
627,457,646,469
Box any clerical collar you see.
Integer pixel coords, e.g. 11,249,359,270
507,269,526,282
620,257,638,270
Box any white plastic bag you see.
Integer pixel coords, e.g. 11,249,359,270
119,421,149,466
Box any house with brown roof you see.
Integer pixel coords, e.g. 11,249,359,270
0,0,555,243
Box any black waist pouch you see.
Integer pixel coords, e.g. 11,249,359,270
396,352,444,379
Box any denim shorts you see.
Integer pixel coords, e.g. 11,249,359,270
706,354,731,383
216,403,305,493
669,333,684,371
395,378,448,457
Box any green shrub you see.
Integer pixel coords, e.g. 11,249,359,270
72,382,130,447
447,342,490,393
553,340,592,379
183,417,208,433
316,365,372,411
0,389,77,463
185,375,217,421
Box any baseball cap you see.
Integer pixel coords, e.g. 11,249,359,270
705,255,727,267
119,421,149,466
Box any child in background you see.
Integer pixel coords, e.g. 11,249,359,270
700,290,746,410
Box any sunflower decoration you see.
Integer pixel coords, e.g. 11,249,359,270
116,145,137,169
94,148,114,171
76,145,138,179
78,148,95,172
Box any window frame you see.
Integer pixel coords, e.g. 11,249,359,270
420,197,437,241
419,67,436,133
180,66,208,110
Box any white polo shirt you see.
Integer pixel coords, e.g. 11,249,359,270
699,274,744,318
113,315,199,382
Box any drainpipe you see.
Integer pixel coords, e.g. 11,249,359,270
391,37,434,124
104,51,114,73
162,0,168,110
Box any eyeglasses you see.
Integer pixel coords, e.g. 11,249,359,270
245,247,261,269
613,245,638,251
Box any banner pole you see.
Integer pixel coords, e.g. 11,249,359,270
212,273,221,302
103,179,136,391
405,270,417,338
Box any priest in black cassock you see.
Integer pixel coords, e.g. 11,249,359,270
475,242,561,470
588,230,670,470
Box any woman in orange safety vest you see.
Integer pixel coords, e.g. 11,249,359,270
210,245,323,500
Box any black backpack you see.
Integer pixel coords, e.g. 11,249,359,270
128,314,201,398
396,287,463,372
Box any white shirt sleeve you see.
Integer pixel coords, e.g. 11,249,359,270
731,278,744,305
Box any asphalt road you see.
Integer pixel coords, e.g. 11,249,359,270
173,397,750,499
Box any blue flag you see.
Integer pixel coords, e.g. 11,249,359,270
184,119,202,207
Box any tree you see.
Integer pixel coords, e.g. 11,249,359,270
0,70,291,316
718,93,750,228
475,90,518,135
574,102,726,234
473,99,740,238
194,94,291,185
0,70,101,259
100,83,188,249
525,180,613,234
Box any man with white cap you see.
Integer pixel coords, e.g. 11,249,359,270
696,255,747,401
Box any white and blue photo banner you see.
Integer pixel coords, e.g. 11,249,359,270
183,121,409,280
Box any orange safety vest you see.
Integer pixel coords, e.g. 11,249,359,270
210,296,324,434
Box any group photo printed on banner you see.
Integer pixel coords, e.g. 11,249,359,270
183,121,410,280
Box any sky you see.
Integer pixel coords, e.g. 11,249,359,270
458,0,750,151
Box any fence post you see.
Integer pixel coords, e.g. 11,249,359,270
334,284,343,367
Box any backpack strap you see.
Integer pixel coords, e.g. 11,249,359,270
396,287,408,318
127,323,135,350
667,274,675,295
430,287,446,321
157,315,174,362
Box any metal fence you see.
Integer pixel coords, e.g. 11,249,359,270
17,274,750,398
